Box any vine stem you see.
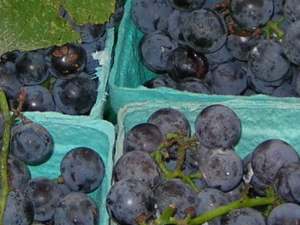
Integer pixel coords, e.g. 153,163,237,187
0,88,17,224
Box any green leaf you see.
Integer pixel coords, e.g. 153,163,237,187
0,0,115,56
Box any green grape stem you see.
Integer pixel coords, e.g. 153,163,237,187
263,16,285,40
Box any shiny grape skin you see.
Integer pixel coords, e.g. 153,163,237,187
267,203,300,225
221,207,266,225
10,122,54,166
251,139,300,185
182,8,228,54
24,177,64,222
53,192,99,225
166,45,209,82
123,123,165,154
52,72,98,115
154,178,199,219
60,147,105,193
15,51,49,85
147,107,191,137
46,43,87,79
106,179,156,225
195,104,241,149
113,150,162,189
200,147,243,192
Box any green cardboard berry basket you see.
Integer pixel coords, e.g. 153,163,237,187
115,100,300,163
108,0,300,115
23,113,116,225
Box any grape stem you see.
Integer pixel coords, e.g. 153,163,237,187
263,16,285,40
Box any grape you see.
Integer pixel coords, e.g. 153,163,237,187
196,188,230,225
204,44,233,67
283,0,300,24
53,192,99,225
248,40,290,82
113,150,162,189
52,72,98,115
15,51,49,85
143,74,178,89
10,122,54,166
282,20,300,66
24,177,64,222
205,60,248,95
14,85,56,112
267,203,300,225
225,180,245,202
167,9,190,44
271,83,299,97
0,50,22,62
154,178,199,219
251,139,300,185
274,161,300,203
195,104,242,149
3,189,34,225
182,8,228,54
177,77,212,94
138,30,179,73
46,43,87,79
131,0,174,34
123,123,165,154
166,45,209,82
106,179,156,225
200,147,243,192
147,107,191,137
168,0,206,12
221,207,266,225
229,0,274,32
60,146,105,193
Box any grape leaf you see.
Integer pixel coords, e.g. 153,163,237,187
0,0,115,56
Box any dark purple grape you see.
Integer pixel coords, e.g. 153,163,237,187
166,45,209,82
10,122,54,166
168,0,206,11
147,107,191,137
131,0,174,34
251,139,300,185
3,189,34,225
183,8,228,54
200,147,243,192
282,20,300,66
123,123,165,154
24,177,64,222
177,77,212,94
167,9,190,44
274,161,300,203
14,85,55,112
195,104,242,149
271,83,299,97
283,0,300,24
60,146,105,193
52,72,98,115
53,192,99,225
143,74,178,89
46,43,86,79
15,51,49,85
154,178,199,219
138,30,179,73
267,203,300,225
113,150,162,189
0,50,22,62
204,44,234,67
229,0,274,32
106,179,156,225
221,207,266,225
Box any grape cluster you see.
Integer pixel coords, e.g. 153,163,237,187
132,0,300,98
107,104,300,224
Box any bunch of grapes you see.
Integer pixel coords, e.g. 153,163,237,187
106,104,300,224
132,0,300,98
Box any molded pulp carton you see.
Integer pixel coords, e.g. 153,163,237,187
24,113,115,225
108,0,299,115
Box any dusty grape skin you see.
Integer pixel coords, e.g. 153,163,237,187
143,74,178,89
221,207,266,225
267,203,300,225
177,77,212,94
60,147,105,193
167,9,190,44
113,150,162,189
154,178,199,219
282,21,300,66
53,192,99,225
251,139,300,185
106,179,156,225
283,0,300,24
195,104,241,149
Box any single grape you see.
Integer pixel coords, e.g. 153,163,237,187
53,192,99,225
60,146,105,193
10,122,54,166
282,20,300,66
177,77,212,94
283,0,300,24
267,203,300,225
143,74,178,89
221,207,266,225
106,179,156,225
